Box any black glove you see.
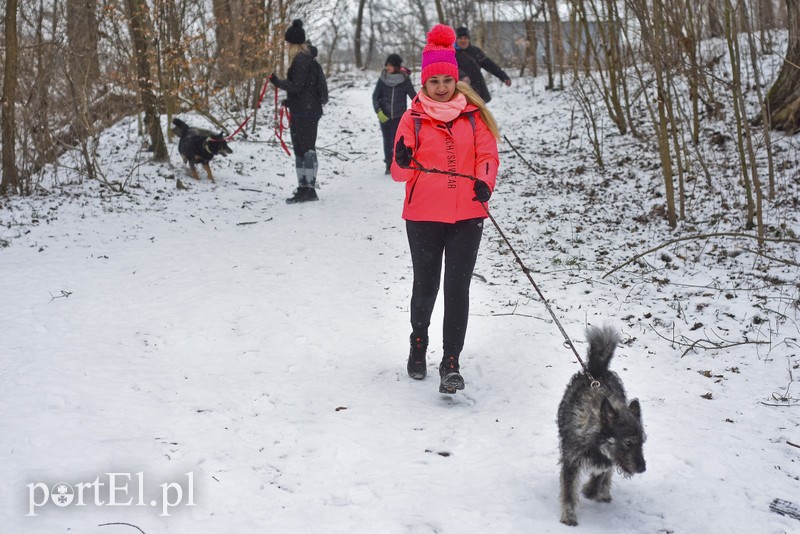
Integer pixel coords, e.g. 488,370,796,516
472,179,492,202
395,136,413,168
269,73,279,85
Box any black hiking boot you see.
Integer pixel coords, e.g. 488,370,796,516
439,355,465,394
285,187,319,204
407,334,428,380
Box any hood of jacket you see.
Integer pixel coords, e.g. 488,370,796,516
380,70,410,87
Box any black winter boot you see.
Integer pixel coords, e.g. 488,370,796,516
285,187,318,204
439,355,465,394
407,334,428,380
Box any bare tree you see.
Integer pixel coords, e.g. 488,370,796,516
355,0,367,68
2,0,20,195
761,0,800,132
545,0,564,88
707,0,726,37
124,0,168,161
434,0,445,23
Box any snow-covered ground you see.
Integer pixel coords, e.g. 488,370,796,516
1,67,798,533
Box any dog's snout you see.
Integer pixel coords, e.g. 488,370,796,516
636,458,646,473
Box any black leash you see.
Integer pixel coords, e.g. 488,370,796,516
405,156,600,388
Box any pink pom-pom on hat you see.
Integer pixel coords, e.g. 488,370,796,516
421,24,459,85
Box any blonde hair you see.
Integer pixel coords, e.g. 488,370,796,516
421,81,500,140
457,81,500,140
287,42,309,66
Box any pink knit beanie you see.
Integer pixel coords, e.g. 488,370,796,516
420,24,459,85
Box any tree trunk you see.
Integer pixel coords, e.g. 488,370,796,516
541,4,555,90
761,0,800,132
212,0,236,85
707,0,726,38
2,0,20,195
124,0,168,161
434,0,445,24
653,0,677,228
31,2,58,179
66,0,100,91
66,0,99,148
760,0,776,29
545,0,564,88
354,0,366,69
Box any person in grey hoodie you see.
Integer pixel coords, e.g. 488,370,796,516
372,54,417,174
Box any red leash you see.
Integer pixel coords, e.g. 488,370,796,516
274,86,292,156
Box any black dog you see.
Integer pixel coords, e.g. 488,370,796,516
171,118,232,182
557,325,646,526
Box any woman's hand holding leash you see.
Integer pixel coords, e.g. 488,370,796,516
472,179,491,202
394,136,413,168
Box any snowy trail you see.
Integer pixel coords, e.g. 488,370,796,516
1,76,798,533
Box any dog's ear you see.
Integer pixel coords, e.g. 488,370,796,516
600,397,617,428
628,399,642,421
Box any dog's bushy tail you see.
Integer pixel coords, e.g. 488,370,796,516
585,325,621,377
172,118,188,135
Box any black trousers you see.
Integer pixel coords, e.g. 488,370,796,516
290,113,321,162
406,218,484,357
380,118,401,166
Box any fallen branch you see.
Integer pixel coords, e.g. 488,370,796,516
648,324,769,357
99,523,146,534
603,232,800,278
503,135,545,175
49,290,73,302
770,498,800,521
740,247,800,268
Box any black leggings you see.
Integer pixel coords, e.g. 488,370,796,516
380,118,401,166
290,113,320,161
406,218,484,357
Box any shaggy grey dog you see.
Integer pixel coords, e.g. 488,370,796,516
557,325,646,526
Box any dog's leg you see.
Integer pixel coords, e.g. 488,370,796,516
202,163,215,183
560,459,580,526
188,162,200,180
582,469,613,502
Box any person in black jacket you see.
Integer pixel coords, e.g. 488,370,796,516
372,54,417,174
454,26,511,104
270,19,328,204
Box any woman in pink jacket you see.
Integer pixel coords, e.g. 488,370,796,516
391,24,500,395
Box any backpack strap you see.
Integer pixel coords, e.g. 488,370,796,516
466,111,476,132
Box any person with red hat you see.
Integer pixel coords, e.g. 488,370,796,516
391,24,500,395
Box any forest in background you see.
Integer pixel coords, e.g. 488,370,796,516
1,0,800,246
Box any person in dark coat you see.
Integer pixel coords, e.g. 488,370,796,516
270,19,328,203
454,26,511,104
372,54,417,174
